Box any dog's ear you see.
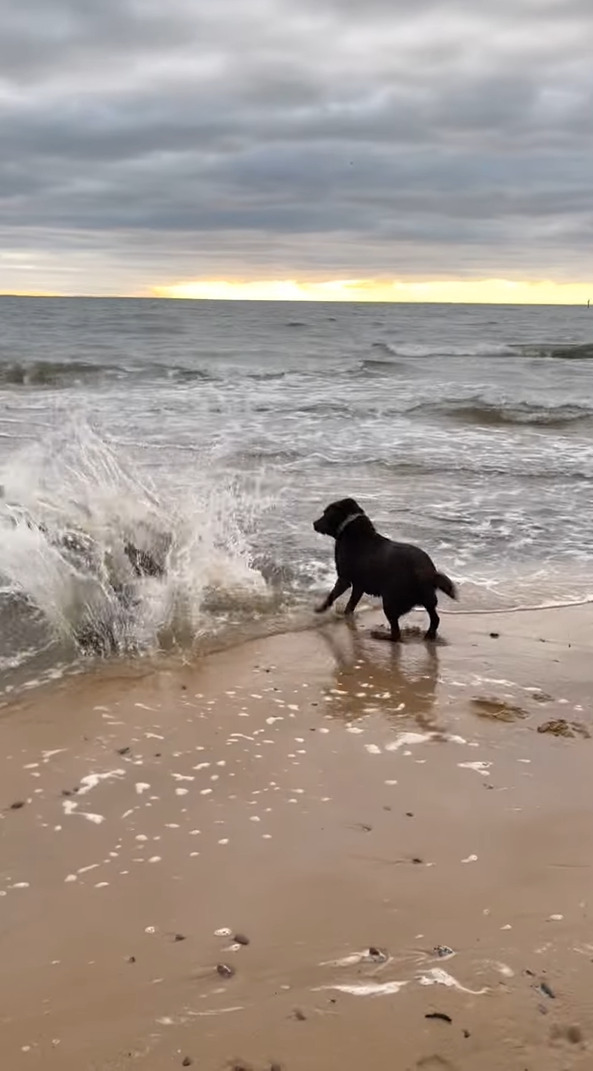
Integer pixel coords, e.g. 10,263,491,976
339,497,363,515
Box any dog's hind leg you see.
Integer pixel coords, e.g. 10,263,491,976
344,585,363,615
371,598,402,642
315,576,350,613
423,589,440,641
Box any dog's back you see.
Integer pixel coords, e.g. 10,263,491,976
337,525,441,599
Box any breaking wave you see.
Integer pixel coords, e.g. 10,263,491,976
0,359,218,389
0,418,275,666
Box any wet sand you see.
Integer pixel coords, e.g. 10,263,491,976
1,605,593,1070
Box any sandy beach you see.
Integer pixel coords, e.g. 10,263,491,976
1,604,593,1070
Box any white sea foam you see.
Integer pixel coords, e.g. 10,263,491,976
0,417,272,659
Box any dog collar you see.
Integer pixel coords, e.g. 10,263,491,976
336,512,365,537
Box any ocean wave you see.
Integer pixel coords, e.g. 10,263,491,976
0,359,219,389
359,357,410,375
366,341,593,363
367,341,514,361
517,342,593,361
413,399,593,428
0,419,274,662
228,448,593,484
0,360,118,387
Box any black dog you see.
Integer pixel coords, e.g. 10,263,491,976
313,498,457,641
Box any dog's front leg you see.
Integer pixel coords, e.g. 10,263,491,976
315,576,350,613
344,585,363,615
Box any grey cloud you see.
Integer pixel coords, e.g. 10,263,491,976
0,0,592,290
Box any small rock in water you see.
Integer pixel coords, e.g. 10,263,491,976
489,632,500,639
292,1008,307,1021
412,857,424,865
434,945,454,959
366,947,388,963
9,801,25,810
217,963,235,979
116,746,131,756
127,955,136,964
425,1012,452,1024
234,933,250,946
181,1058,192,1067
537,981,556,999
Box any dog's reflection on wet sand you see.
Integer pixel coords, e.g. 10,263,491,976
317,617,443,733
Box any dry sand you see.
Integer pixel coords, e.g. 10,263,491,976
1,605,593,1070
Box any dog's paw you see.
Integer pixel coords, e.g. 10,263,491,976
370,628,400,643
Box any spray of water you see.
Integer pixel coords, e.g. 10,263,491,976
0,416,272,658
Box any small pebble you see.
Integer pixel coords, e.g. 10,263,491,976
434,945,454,958
234,933,250,946
127,955,136,964
489,632,500,639
182,1059,192,1067
9,801,25,810
217,963,235,979
426,1012,452,1024
367,947,388,963
537,981,556,999
116,746,130,756
293,1008,306,1021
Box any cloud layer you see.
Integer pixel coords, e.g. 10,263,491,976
1,0,592,292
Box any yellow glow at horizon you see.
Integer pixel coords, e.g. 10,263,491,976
152,277,592,305
0,289,64,297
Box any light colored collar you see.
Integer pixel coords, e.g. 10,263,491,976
336,512,365,537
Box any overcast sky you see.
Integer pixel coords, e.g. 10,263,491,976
1,0,592,295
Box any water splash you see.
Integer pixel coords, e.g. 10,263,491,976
0,416,271,661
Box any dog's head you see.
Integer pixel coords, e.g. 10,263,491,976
313,498,366,538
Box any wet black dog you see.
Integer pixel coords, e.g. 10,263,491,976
313,498,457,641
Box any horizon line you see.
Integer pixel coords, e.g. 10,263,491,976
0,293,591,307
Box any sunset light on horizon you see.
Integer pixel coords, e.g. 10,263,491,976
150,277,592,305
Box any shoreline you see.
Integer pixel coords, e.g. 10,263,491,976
1,604,592,1069
3,591,593,707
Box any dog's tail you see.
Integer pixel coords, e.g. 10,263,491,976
435,571,457,600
